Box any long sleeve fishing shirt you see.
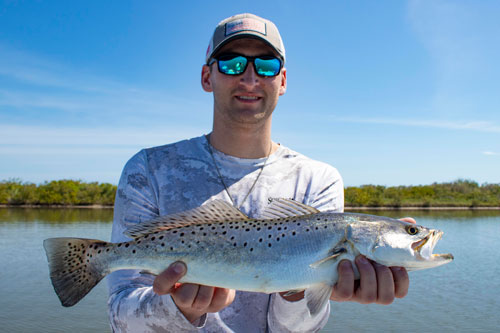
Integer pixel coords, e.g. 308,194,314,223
107,135,344,332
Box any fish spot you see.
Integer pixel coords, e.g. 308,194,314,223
268,234,272,238
243,242,247,247
151,237,155,241
268,243,272,247
161,243,165,247
125,244,129,248
132,249,136,254
292,231,296,236
250,248,254,252
159,236,164,240
259,238,263,242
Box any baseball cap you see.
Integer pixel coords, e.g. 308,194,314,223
205,13,286,64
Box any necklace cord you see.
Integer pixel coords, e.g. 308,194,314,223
205,134,272,209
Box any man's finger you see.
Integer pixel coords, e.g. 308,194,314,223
373,262,395,305
355,255,377,304
210,288,236,311
391,266,410,298
191,285,215,310
172,283,200,308
399,217,416,224
331,260,354,301
153,261,187,295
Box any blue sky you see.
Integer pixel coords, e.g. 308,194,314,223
1,0,499,186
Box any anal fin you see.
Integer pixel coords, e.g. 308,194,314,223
305,283,333,316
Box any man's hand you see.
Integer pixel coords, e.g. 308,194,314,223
330,217,416,305
153,262,236,323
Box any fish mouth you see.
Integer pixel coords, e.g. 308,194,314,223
411,230,454,262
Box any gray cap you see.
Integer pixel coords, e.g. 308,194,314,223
205,13,286,64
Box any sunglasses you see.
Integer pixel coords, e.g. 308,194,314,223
208,53,282,77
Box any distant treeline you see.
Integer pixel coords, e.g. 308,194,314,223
0,179,116,206
345,179,500,208
0,179,499,208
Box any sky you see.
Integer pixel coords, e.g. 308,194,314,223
1,0,499,187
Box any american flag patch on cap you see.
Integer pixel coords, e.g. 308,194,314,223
225,18,266,36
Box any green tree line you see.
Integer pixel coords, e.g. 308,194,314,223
0,179,116,206
0,179,499,207
345,179,500,207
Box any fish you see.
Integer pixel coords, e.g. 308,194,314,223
43,198,453,315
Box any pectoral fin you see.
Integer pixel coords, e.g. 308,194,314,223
309,247,347,269
305,283,333,316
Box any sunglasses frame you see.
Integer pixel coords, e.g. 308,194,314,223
208,53,283,77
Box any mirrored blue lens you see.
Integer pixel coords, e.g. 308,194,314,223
219,56,248,75
254,57,281,77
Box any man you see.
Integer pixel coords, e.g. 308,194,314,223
108,13,412,332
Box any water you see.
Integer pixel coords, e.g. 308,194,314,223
1,208,499,332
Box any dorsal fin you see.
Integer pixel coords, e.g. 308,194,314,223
124,200,249,238
260,198,320,219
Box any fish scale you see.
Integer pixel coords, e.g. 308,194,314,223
43,198,453,315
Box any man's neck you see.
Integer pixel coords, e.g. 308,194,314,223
207,124,276,159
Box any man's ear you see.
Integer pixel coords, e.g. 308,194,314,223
279,68,287,96
201,65,213,92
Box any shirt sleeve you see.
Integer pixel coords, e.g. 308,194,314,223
107,150,205,332
308,163,344,213
267,294,330,333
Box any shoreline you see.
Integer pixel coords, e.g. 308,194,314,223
1,204,499,210
345,206,500,210
0,204,113,209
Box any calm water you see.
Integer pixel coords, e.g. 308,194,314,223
1,208,499,332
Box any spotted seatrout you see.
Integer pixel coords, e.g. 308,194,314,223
43,199,453,315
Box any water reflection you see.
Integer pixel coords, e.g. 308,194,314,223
347,208,500,219
1,207,498,224
0,207,114,223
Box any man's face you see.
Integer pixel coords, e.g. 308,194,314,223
202,38,287,127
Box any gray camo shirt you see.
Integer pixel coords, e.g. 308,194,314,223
107,135,344,332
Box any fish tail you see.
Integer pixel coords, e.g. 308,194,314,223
43,237,111,307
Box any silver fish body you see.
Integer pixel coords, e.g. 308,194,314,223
43,199,453,314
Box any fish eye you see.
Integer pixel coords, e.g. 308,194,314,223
406,225,419,235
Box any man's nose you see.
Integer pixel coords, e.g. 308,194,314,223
239,62,259,85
